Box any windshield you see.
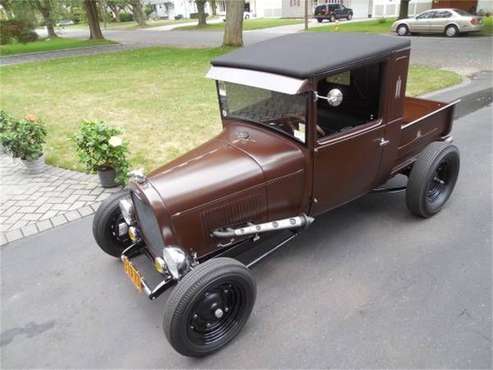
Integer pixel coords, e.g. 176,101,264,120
217,81,308,143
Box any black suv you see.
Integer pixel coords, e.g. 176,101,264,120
314,3,353,23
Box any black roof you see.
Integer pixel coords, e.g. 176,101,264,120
211,33,410,79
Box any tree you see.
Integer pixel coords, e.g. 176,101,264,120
223,0,244,47
32,0,57,37
83,0,104,39
106,0,129,22
0,0,15,19
195,0,207,27
129,0,146,25
304,0,308,31
399,0,410,19
209,0,217,16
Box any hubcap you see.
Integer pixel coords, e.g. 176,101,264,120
187,282,244,345
426,162,450,202
447,27,456,36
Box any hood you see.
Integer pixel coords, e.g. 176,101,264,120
147,122,305,215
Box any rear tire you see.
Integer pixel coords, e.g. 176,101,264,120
445,24,459,37
317,18,323,23
406,142,460,218
92,190,133,257
163,258,256,357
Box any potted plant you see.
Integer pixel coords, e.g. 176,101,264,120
73,120,129,188
2,114,47,173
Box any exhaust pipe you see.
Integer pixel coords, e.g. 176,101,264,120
212,214,315,239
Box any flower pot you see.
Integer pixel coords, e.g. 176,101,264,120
21,155,46,174
98,167,118,188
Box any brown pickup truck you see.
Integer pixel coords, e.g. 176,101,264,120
93,33,460,357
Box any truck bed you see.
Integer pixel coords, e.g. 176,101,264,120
396,96,458,165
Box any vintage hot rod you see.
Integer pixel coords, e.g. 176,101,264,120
93,33,460,357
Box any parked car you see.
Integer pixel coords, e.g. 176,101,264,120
222,11,256,21
392,8,483,37
56,19,74,26
314,3,353,22
93,33,460,357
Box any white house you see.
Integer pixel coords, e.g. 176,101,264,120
144,0,226,19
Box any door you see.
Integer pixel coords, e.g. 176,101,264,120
412,10,435,32
429,10,453,33
311,120,385,215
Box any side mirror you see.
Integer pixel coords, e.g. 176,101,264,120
326,88,343,107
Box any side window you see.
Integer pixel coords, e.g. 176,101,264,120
316,63,383,140
417,11,434,19
434,11,452,18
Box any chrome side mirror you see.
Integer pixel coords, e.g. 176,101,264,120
326,88,343,107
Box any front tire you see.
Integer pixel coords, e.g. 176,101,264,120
330,15,336,22
317,18,323,23
406,142,460,218
163,258,256,357
397,24,409,36
92,190,132,257
347,13,352,20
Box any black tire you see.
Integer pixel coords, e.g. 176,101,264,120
445,24,459,37
330,15,336,22
397,24,409,36
317,18,323,23
92,190,133,257
163,257,256,357
347,13,352,20
406,142,460,218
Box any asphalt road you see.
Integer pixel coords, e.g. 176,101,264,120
1,104,491,368
14,26,492,74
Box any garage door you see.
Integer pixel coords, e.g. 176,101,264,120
345,0,371,18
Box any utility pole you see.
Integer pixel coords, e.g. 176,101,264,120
304,0,308,31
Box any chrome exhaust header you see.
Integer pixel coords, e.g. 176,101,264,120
212,214,314,239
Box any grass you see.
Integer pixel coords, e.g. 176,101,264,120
175,18,304,31
63,18,209,31
0,37,116,56
0,47,461,172
311,18,396,33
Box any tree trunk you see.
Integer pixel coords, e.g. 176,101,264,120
304,0,308,31
196,0,207,26
223,0,244,47
130,0,146,26
83,0,104,39
209,0,217,16
399,0,410,19
35,0,57,38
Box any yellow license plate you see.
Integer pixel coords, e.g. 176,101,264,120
122,256,143,292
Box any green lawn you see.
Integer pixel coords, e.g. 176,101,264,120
63,18,211,31
0,47,461,172
480,16,493,35
0,37,116,56
311,18,395,33
176,18,304,31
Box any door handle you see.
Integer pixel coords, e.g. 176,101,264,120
376,138,390,146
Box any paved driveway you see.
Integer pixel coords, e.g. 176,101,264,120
1,106,491,368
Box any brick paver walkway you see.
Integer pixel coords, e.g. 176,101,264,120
0,152,121,245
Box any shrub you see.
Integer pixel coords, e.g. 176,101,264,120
0,19,35,45
18,30,39,43
0,110,14,148
119,12,134,22
72,120,129,185
2,114,47,160
378,17,387,24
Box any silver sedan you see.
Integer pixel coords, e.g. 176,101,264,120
392,8,484,37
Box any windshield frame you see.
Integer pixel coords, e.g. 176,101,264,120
215,80,311,145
